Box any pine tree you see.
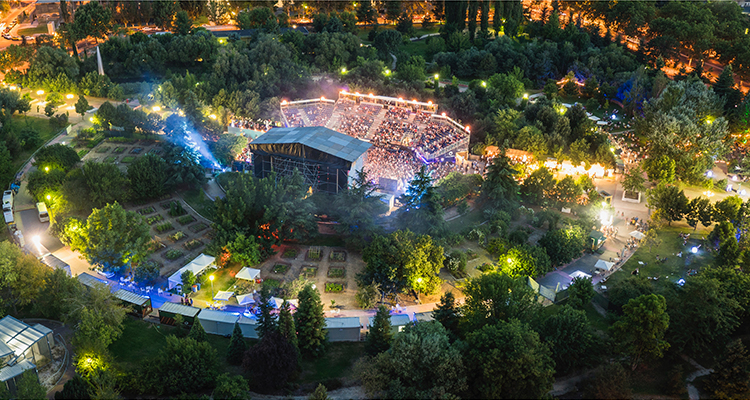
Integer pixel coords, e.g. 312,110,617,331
706,340,750,399
356,0,378,25
365,305,393,355
227,322,247,365
279,300,298,350
188,320,208,342
493,0,504,33
467,0,479,41
257,285,277,340
295,285,327,357
479,0,489,37
385,0,401,23
432,291,460,337
309,383,330,400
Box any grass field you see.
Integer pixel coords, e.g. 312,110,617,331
10,116,61,172
298,342,365,385
446,207,486,233
607,225,713,287
17,25,48,36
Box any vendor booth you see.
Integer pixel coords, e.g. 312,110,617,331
158,302,200,326
168,254,215,290
198,310,239,336
114,289,152,318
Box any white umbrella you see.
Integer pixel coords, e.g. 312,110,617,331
213,290,234,302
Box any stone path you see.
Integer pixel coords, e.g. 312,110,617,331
683,355,712,400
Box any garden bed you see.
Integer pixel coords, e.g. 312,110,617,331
155,222,174,233
138,206,155,215
327,267,345,279
104,156,117,163
262,278,281,289
189,222,208,233
282,248,298,259
325,282,345,293
177,215,195,225
272,263,290,275
329,250,346,262
148,148,162,155
168,231,185,242
121,156,136,163
168,202,187,217
146,214,163,225
113,147,125,154
95,146,111,153
301,266,318,278
130,147,143,154
184,239,203,250
306,246,323,261
160,200,179,210
164,249,183,260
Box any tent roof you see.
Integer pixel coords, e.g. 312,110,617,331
77,273,108,289
570,270,593,279
527,276,541,292
0,360,35,383
168,253,215,286
630,230,646,240
414,312,434,323
538,285,557,302
198,310,239,325
0,316,46,361
238,315,258,325
114,289,150,306
236,293,255,306
159,302,200,318
248,127,371,163
368,314,411,327
213,291,234,302
270,297,285,309
235,267,261,281
324,317,360,329
594,260,615,271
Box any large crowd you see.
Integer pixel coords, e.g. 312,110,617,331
372,119,418,145
284,108,305,127
336,102,382,138
364,145,422,185
416,121,465,157
230,118,279,132
386,107,411,121
304,103,334,126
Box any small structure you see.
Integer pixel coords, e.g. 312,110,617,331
237,315,259,339
158,302,200,326
0,316,54,367
368,314,411,334
213,291,234,302
168,254,216,289
594,260,615,272
589,230,606,251
527,277,557,305
113,289,152,318
599,190,613,205
40,254,71,276
0,361,36,395
235,267,261,282
324,317,361,342
197,310,239,336
76,273,108,290
630,230,646,240
236,293,255,307
413,312,434,323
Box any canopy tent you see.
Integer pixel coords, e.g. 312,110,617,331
236,293,256,306
168,254,215,289
570,270,593,279
235,267,261,281
630,231,646,240
595,260,615,271
197,310,239,336
270,297,285,309
213,291,234,302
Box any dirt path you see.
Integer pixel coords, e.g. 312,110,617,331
549,370,596,397
683,355,713,400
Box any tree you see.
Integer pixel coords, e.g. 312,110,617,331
498,244,552,278
705,340,750,400
188,320,208,342
432,291,460,338
237,7,278,32
133,260,159,284
242,330,298,391
66,202,151,273
521,166,556,204
398,166,445,235
584,363,632,399
395,11,416,37
126,154,168,201
75,95,89,120
568,276,595,308
643,154,676,183
33,143,80,172
139,336,219,395
152,0,178,30
538,305,597,375
26,168,66,203
646,184,688,225
715,195,742,223
55,374,91,400
686,197,713,230
173,10,193,35
355,281,379,309
487,72,524,108
461,273,540,332
554,175,582,204
356,0,378,25
466,319,555,399
256,285,277,340
359,321,467,399
212,134,247,166
641,228,662,252
538,225,587,266
81,161,129,207
611,294,670,370
295,284,327,357
223,233,261,267
212,373,249,400
227,322,247,366
622,166,646,194
543,78,559,99
278,300,298,350
309,384,329,400
16,370,47,400
608,276,654,313
65,283,128,348
373,30,402,58
365,305,392,356
0,242,48,315
70,1,112,43
482,155,519,210
385,0,401,22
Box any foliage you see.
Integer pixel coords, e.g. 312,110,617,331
81,161,129,207
538,224,587,266
65,283,129,349
355,281,379,309
296,284,327,357
521,167,556,205
329,169,387,247
133,260,160,283
278,300,298,350
646,184,689,225
188,319,208,342
498,244,552,278
622,166,647,193
482,156,519,210
127,154,168,201
466,319,555,399
257,285,277,340
584,363,632,400
212,373,249,400
432,291,460,338
33,143,80,172
309,384,329,400
398,166,446,236
70,1,112,42
461,273,540,333
611,294,670,370
705,340,750,400
55,374,91,400
537,305,597,375
223,233,261,267
16,370,48,400
0,241,48,315
139,336,219,395
359,322,468,399
568,276,595,308
365,305,392,356
227,322,247,366
243,331,298,392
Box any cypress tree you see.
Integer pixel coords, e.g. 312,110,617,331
188,320,208,342
227,322,247,365
480,0,489,37
279,300,298,350
257,285,277,340
295,285,327,357
493,0,504,33
468,0,478,41
365,305,393,355
432,291,460,337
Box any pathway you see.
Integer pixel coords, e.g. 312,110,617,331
683,355,712,400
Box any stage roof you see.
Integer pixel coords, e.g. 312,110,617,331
249,127,371,163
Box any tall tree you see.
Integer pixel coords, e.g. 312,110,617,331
398,165,445,235
256,285,277,340
226,322,247,365
75,96,89,120
82,161,129,207
0,242,48,315
295,284,327,357
467,0,478,41
705,340,750,400
646,184,689,225
278,300,298,350
365,305,392,356
127,154,168,201
432,291,460,338
188,320,208,342
461,273,540,332
611,294,670,370
70,1,112,43
537,305,597,374
567,276,595,308
356,0,378,25
242,330,298,391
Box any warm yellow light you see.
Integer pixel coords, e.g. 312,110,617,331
178,110,185,117
417,277,422,283
442,112,446,116
610,147,615,152
89,117,94,122
341,67,346,73
434,74,439,80
209,275,215,281
8,86,16,90
281,100,288,105
44,166,49,172
428,100,432,104
152,106,161,112
369,93,374,97
36,90,44,95
209,114,217,119
523,93,529,99
481,81,487,87
66,94,74,99
46,194,51,200
601,201,607,207
320,96,325,100
559,107,566,114
507,258,512,263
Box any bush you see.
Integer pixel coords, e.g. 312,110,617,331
477,263,495,272
169,202,186,217
168,231,186,242
466,249,478,260
325,282,344,293
184,239,203,250
327,268,345,278
177,215,196,225
155,222,174,233
146,215,163,225
272,264,289,274
189,222,208,233
445,250,467,275
165,249,183,260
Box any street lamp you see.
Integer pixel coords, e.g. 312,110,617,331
36,90,44,96
46,194,51,200
209,275,215,298
481,81,487,87
152,106,161,112
523,93,529,99
44,166,49,172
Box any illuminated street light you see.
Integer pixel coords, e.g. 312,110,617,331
46,195,51,200
341,67,347,73
66,94,74,99
44,166,49,172
481,81,487,87
209,275,215,297
523,93,529,99
691,247,698,254
89,117,94,122
434,74,439,80
209,114,217,120
36,90,44,95
33,236,40,245
507,258,512,264
152,106,161,112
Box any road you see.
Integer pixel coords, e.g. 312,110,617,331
0,1,38,49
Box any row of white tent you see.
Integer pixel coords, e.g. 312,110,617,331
167,254,262,290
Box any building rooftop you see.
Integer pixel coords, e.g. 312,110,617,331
250,126,371,163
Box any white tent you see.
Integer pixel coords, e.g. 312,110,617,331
197,310,239,336
630,231,646,240
235,267,261,281
594,260,615,271
570,270,592,279
270,297,284,309
213,291,234,302
236,293,255,306
168,254,216,289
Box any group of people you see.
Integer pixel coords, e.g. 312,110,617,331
284,108,305,127
230,118,277,133
415,121,465,157
364,145,422,184
372,119,418,145
336,103,382,138
386,106,411,121
304,103,334,126
601,224,619,239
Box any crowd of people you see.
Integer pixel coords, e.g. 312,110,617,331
364,145,422,185
386,107,411,121
336,103,382,138
304,103,334,126
229,118,278,132
415,121,466,157
372,119,418,145
284,107,305,127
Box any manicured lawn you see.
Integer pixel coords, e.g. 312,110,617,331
446,207,486,233
607,225,713,287
17,25,48,36
297,342,365,384
192,264,240,303
10,116,61,171
182,188,216,221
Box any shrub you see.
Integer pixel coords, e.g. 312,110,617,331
77,149,89,158
165,249,183,260
189,222,208,233
477,263,494,272
325,282,344,293
184,239,203,250
112,147,125,154
161,200,178,210
301,266,318,278
168,231,186,242
327,268,345,278
155,222,174,233
121,156,135,163
139,206,155,215
168,202,186,217
330,251,346,262
177,215,196,225
272,264,289,274
466,249,478,260
146,214,163,225
445,250,467,275
282,249,298,258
